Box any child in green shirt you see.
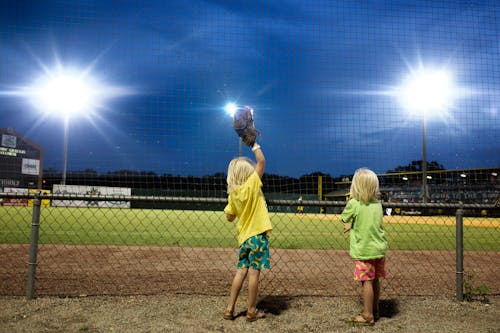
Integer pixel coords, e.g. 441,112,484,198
342,168,388,326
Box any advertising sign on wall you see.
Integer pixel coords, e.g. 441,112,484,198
52,185,131,208
1,187,29,206
22,158,40,175
28,189,51,207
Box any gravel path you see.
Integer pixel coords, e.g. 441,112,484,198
1,294,497,333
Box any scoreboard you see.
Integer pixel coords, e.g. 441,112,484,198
0,128,44,189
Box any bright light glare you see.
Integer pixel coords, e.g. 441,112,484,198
397,68,455,118
37,74,92,115
22,66,133,119
225,102,237,117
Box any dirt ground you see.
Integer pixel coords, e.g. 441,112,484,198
0,294,498,333
1,245,499,297
1,244,498,332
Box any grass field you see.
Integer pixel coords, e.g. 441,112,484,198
0,206,499,251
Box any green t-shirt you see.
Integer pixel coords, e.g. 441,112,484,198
224,171,273,245
341,198,387,260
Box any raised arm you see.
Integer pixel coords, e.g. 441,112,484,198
252,143,265,179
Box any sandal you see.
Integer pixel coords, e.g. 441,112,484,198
223,309,234,320
349,313,375,326
246,309,266,322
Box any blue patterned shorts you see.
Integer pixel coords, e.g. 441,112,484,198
237,233,270,270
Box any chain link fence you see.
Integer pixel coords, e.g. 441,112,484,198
1,0,500,305
1,192,498,300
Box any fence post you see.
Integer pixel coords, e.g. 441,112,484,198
455,208,464,301
26,192,42,300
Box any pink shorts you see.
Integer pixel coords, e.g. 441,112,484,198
354,258,387,281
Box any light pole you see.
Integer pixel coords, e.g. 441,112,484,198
421,112,428,203
396,67,455,203
62,115,69,185
0,56,134,189
24,65,132,185
35,72,94,185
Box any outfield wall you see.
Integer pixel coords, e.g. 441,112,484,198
52,185,131,208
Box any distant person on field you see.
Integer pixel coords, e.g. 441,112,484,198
297,196,304,214
223,142,272,322
342,168,388,326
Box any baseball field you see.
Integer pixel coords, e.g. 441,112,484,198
1,206,499,332
1,206,499,251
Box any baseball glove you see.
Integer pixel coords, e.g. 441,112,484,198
233,106,260,147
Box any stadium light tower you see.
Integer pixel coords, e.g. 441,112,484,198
25,65,132,185
33,71,94,184
225,102,243,156
396,67,455,203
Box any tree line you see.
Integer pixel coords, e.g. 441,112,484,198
42,160,445,195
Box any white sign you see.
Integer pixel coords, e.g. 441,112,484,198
2,187,29,206
4,187,29,194
22,159,40,175
1,134,16,148
52,184,131,208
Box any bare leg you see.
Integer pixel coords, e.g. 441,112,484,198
226,268,248,312
373,278,380,316
247,268,260,313
362,280,374,319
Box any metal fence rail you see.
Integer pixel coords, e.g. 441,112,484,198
0,192,498,300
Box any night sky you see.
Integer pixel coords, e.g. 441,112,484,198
1,1,499,178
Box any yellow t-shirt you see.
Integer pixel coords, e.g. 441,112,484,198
224,171,273,245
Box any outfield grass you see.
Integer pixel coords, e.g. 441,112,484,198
0,206,499,251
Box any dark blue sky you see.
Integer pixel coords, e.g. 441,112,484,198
1,0,499,177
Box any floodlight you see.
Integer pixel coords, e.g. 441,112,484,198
37,74,92,116
395,66,459,203
225,102,237,117
23,65,132,184
397,67,455,118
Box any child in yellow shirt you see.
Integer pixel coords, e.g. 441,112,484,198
223,143,273,322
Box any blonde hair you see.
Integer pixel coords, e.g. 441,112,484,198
226,157,256,194
349,168,379,204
